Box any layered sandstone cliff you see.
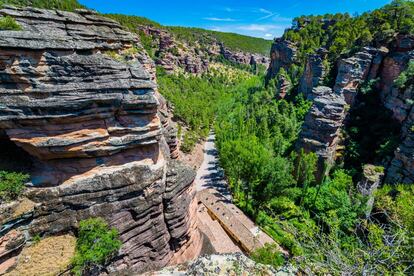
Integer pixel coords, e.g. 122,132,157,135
0,6,200,274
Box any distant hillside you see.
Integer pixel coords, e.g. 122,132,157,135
167,27,272,56
105,14,272,56
0,0,85,11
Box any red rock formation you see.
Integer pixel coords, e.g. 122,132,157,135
265,38,297,84
0,6,200,274
298,48,328,99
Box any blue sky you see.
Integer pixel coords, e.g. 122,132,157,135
79,0,391,39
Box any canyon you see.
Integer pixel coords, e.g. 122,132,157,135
0,1,413,275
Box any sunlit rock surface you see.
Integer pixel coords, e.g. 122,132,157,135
0,6,200,274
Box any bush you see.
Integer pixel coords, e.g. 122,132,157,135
394,61,414,88
0,16,21,30
71,218,122,276
250,243,285,269
0,170,29,201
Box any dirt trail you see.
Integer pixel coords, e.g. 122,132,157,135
195,132,232,201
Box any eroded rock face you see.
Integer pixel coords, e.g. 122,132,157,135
266,38,297,83
0,6,199,274
220,44,270,68
139,26,209,74
297,86,347,179
299,49,328,99
270,33,413,183
276,73,291,99
333,47,380,106
379,36,414,124
386,107,414,184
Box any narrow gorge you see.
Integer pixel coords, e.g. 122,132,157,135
0,0,413,275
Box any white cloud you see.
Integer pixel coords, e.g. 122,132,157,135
203,17,236,22
237,24,284,32
254,8,292,22
207,23,287,39
257,8,275,20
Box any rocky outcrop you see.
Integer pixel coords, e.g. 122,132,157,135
379,36,414,123
296,86,347,179
386,107,414,184
139,26,209,74
266,38,297,83
375,35,414,184
147,253,296,276
333,47,382,106
299,48,328,99
276,73,291,99
0,6,200,274
220,44,270,67
357,165,385,217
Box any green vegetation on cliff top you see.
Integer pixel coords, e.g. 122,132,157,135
0,0,85,11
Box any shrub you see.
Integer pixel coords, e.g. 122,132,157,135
0,16,22,30
394,61,414,88
250,243,285,268
181,130,198,153
71,218,122,276
0,171,29,201
32,234,42,244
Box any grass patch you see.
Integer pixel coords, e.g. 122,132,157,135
8,235,76,276
250,243,285,269
0,16,21,30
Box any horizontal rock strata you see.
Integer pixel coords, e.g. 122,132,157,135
296,86,347,178
299,49,328,98
0,6,199,274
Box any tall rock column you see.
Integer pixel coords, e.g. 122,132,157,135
296,87,347,180
298,48,328,99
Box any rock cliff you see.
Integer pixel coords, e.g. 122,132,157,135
265,38,297,83
291,35,414,182
0,6,200,274
298,48,328,98
296,86,347,178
